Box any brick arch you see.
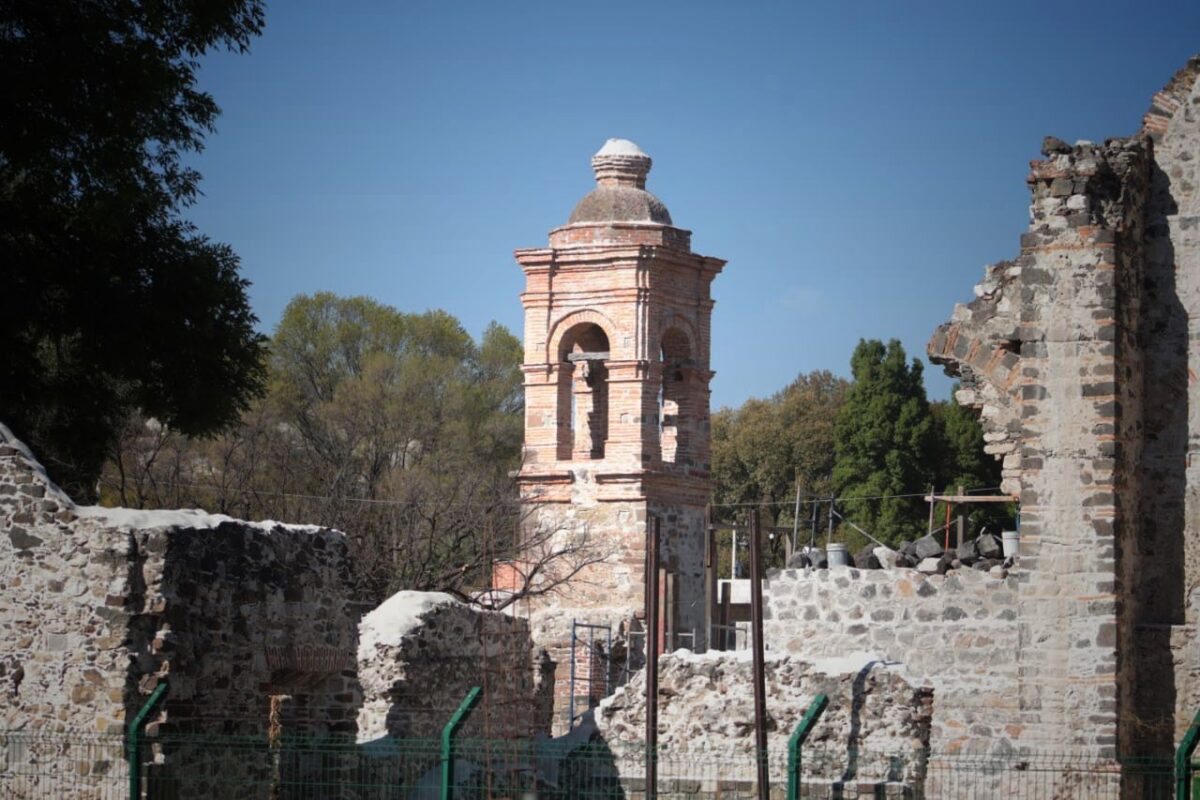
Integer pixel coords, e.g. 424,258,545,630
655,316,698,363
546,309,618,363
1144,57,1200,219
928,324,1021,403
1141,55,1200,142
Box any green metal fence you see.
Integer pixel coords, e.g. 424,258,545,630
0,729,1191,799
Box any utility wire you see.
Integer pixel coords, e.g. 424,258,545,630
106,477,1008,509
709,486,1005,508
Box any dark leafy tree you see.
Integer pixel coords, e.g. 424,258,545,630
832,339,937,545
0,0,268,498
930,387,1013,536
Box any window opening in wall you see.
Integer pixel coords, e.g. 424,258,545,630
659,328,692,465
557,322,610,460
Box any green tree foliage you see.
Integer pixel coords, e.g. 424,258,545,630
711,371,849,561
0,1,268,498
930,388,1013,535
102,294,528,603
831,339,937,545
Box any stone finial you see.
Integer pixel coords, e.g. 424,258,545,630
592,138,652,189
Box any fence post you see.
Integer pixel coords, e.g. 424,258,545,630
127,681,168,800
440,686,482,800
786,693,828,800
1176,708,1200,800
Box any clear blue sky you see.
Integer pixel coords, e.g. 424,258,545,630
187,1,1200,408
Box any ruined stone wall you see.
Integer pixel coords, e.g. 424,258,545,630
928,57,1200,766
1136,57,1200,754
930,135,1151,755
518,493,709,735
357,592,537,742
762,566,1018,754
594,651,932,797
0,424,364,797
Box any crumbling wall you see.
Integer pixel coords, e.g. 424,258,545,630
357,591,537,741
762,566,1017,755
0,423,364,797
1136,56,1200,756
930,132,1151,755
594,651,933,797
928,56,1200,768
519,490,708,735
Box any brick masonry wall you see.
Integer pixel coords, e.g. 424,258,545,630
515,143,724,734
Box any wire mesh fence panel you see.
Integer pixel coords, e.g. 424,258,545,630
0,729,1193,798
800,748,1180,799
142,735,444,800
0,732,128,799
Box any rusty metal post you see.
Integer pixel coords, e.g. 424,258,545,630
748,509,770,800
646,515,660,800
719,581,732,650
705,514,716,653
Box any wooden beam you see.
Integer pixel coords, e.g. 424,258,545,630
566,351,610,362
924,494,1017,504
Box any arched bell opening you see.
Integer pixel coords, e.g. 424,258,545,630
556,323,610,460
659,327,693,465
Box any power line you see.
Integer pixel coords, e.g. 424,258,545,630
110,477,1009,510
709,486,1005,508
104,475,1010,510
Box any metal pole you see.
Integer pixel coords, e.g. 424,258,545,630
127,681,168,800
827,496,835,548
705,512,716,655
440,686,481,800
606,625,612,696
809,496,818,551
646,516,661,800
926,484,935,539
731,523,738,579
748,509,770,800
956,485,965,549
719,580,732,650
786,694,830,800
568,620,577,730
1176,708,1200,799
791,476,802,554
944,493,952,551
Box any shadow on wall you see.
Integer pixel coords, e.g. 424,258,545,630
122,522,366,796
1135,160,1187,757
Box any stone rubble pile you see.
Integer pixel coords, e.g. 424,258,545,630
787,532,1015,578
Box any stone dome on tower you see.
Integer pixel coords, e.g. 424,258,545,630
567,138,673,225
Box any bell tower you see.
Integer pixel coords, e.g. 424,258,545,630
514,139,724,648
